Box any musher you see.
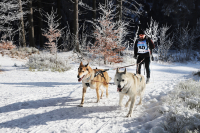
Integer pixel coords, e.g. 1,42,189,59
134,29,155,84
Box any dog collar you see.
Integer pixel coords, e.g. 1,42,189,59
86,75,91,81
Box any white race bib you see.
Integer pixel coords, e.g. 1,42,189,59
137,40,149,54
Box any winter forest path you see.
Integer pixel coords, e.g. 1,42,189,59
0,54,200,133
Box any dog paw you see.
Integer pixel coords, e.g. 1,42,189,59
126,113,132,117
78,104,84,107
125,104,129,107
119,104,123,107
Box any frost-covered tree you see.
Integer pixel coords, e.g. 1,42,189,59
0,0,26,49
174,26,195,61
157,25,173,61
117,0,143,21
42,9,63,54
145,18,173,61
145,18,159,43
88,2,128,64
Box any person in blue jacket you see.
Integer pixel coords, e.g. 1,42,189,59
134,29,155,84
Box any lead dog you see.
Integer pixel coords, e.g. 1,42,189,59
114,68,146,117
77,62,111,107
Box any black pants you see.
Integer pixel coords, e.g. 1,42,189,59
136,56,151,78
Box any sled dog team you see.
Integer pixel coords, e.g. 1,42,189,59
77,62,146,117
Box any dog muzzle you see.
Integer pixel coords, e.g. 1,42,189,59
78,75,85,82
117,88,123,92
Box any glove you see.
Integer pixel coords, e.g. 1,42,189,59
151,55,154,61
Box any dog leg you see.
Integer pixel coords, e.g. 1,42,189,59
119,93,124,107
138,95,143,105
79,87,87,107
125,97,131,107
126,97,136,117
100,87,104,99
138,87,145,105
96,87,100,103
106,85,109,98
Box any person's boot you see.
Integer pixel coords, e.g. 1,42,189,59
146,78,150,84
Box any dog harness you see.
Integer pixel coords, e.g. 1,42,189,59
85,75,91,87
85,83,90,87
84,69,108,87
134,74,142,82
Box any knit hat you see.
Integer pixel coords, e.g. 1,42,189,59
138,29,145,35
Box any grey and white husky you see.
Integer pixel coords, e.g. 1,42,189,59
114,68,146,117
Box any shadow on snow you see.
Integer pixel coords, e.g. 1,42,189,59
0,82,81,87
0,103,117,129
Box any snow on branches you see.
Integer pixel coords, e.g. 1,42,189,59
88,2,128,64
0,40,15,51
42,9,63,54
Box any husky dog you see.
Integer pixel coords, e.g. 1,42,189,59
77,62,111,107
114,68,146,117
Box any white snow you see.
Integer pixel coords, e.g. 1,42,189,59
0,53,200,133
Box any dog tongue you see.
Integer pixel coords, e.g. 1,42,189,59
78,78,82,82
78,75,85,82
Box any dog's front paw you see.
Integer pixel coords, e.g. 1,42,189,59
125,103,129,107
78,104,84,107
126,113,132,117
119,104,123,107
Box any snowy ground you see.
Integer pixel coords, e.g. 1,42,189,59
0,53,200,133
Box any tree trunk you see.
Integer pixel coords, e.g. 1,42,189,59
57,0,62,49
74,0,79,52
195,0,199,23
18,0,26,47
38,0,44,48
28,0,35,47
92,0,96,45
118,0,122,21
93,0,96,21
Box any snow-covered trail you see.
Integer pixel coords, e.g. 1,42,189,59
0,55,199,133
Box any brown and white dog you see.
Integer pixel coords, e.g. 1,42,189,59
77,62,111,107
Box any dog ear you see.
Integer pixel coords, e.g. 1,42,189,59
85,63,89,67
80,62,83,66
116,68,119,73
124,68,127,74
